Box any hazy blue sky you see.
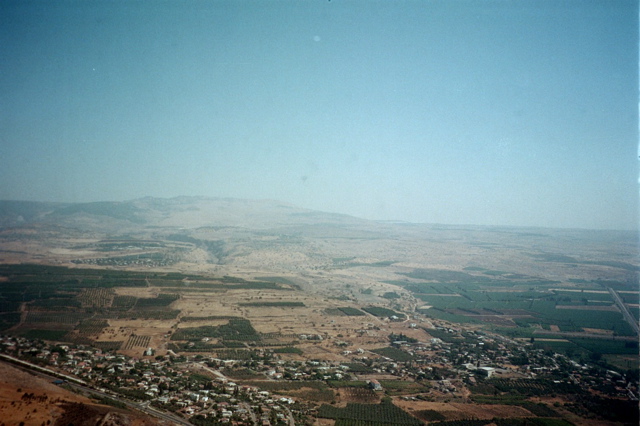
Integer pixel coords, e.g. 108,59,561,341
1,0,637,230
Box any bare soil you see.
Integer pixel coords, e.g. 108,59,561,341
0,361,161,425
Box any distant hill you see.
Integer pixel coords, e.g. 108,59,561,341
0,196,370,231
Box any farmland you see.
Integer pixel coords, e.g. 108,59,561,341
0,197,638,425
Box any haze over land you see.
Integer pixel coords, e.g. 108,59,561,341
1,1,639,422
0,196,638,424
1,0,637,230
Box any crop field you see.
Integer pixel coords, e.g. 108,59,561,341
93,340,123,351
371,347,414,362
123,335,151,349
338,307,367,316
410,279,636,336
477,379,582,397
24,312,88,325
171,318,260,342
363,306,405,319
378,380,429,395
338,387,380,403
20,329,70,340
77,288,114,308
533,337,639,358
134,293,179,308
111,295,137,310
318,401,423,425
76,319,109,335
241,380,335,402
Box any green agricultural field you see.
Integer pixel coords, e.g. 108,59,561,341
378,380,428,395
408,276,637,336
371,347,414,362
171,318,260,341
363,306,404,319
338,307,367,316
318,401,422,425
20,329,69,341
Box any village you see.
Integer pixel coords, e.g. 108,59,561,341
1,310,637,425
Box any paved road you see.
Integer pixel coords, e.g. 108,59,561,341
0,357,190,425
607,287,640,335
65,382,191,425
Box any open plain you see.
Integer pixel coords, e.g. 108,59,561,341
0,197,638,425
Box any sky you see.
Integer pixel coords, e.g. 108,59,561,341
0,0,638,230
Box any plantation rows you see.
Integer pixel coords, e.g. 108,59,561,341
171,318,260,341
318,402,422,425
111,295,137,310
339,387,378,403
371,347,414,362
21,329,70,341
339,307,366,316
488,379,581,396
363,306,404,319
25,312,88,325
417,292,635,335
134,293,179,308
93,341,123,351
428,419,572,426
76,319,109,335
77,288,114,308
124,335,151,349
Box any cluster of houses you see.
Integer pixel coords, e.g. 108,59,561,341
0,336,304,424
1,316,638,424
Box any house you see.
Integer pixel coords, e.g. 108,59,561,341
368,380,382,391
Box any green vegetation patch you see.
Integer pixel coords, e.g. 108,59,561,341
92,341,123,351
327,381,368,388
343,363,375,373
400,268,491,283
429,420,572,426
171,318,260,341
111,295,137,310
0,312,22,331
378,380,428,395
381,292,400,299
488,378,582,396
20,329,69,341
338,307,367,316
272,346,303,354
363,306,404,319
578,337,638,353
134,293,179,308
318,401,422,425
254,276,300,287
414,410,446,422
76,319,109,335
31,297,81,309
371,347,414,362
215,350,259,360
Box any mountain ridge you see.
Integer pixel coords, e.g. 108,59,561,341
0,196,372,231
